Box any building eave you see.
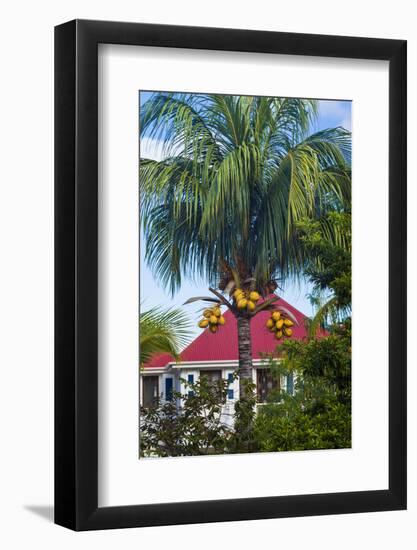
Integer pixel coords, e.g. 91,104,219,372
169,358,281,369
141,367,171,375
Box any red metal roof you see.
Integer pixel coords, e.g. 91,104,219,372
144,298,313,370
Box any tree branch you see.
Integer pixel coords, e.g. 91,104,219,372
208,287,235,311
252,295,280,316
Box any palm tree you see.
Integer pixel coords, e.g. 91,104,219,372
140,93,351,397
140,306,191,367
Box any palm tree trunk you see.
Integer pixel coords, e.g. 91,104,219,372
236,314,253,397
234,313,256,451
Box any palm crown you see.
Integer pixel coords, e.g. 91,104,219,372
140,93,351,297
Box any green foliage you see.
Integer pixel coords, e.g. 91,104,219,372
140,373,263,457
297,211,351,310
140,306,192,366
140,375,232,457
254,205,352,452
281,325,351,404
228,379,258,454
254,329,351,452
140,323,352,456
140,93,351,295
254,399,351,452
253,233,352,455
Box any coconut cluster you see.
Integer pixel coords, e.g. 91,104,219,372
232,288,260,312
198,306,225,333
265,310,294,340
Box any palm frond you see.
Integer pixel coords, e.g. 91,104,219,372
140,306,192,366
307,296,339,338
139,92,351,295
183,296,221,305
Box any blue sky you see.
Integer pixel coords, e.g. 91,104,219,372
139,93,351,339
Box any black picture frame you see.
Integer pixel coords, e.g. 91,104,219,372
55,19,407,531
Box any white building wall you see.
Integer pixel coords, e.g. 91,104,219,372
178,368,199,398
176,366,239,429
142,361,295,409
221,368,237,429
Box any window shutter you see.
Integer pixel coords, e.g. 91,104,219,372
227,373,234,399
287,372,294,395
187,374,194,397
165,377,173,401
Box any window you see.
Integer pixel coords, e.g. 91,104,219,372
200,370,222,383
142,376,159,408
199,370,222,397
256,368,279,403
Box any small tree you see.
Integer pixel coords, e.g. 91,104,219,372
140,375,232,457
253,208,352,453
296,211,351,335
227,378,258,454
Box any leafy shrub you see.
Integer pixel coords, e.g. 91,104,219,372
140,375,232,457
254,326,351,452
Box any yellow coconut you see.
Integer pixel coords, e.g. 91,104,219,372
203,309,212,318
272,311,281,321
218,315,226,325
237,298,248,309
209,324,218,333
284,319,294,327
247,300,256,311
233,289,243,300
284,328,293,337
249,291,260,302
198,319,209,328
266,319,274,329
276,319,284,329
214,307,221,317
209,315,218,324
275,330,283,340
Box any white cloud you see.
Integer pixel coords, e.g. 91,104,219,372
140,136,166,161
140,136,184,161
